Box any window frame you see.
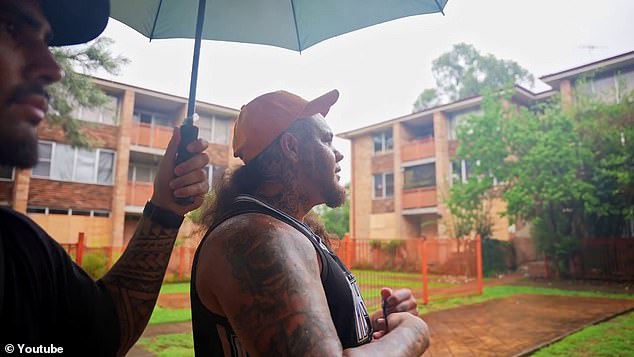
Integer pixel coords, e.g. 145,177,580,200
0,165,14,181
372,130,394,154
373,172,394,199
74,94,120,125
32,141,116,185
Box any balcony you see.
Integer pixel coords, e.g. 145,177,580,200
401,137,435,162
130,123,172,150
126,181,153,207
402,187,437,209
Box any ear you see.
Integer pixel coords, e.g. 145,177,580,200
279,132,300,164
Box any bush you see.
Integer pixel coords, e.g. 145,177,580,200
482,239,514,276
81,252,108,279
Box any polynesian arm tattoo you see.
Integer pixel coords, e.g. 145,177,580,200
216,217,429,357
101,217,179,356
218,219,343,356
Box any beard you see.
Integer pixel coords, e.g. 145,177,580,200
0,122,39,168
323,181,346,208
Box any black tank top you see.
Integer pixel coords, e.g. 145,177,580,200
191,195,372,356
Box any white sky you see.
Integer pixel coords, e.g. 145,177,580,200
96,0,634,184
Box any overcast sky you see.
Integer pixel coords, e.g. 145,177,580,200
96,0,634,184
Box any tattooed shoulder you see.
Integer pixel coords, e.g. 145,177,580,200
207,213,343,355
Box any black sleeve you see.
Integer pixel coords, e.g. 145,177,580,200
0,209,120,356
49,236,121,356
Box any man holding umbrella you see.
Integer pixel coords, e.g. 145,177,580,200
0,0,210,355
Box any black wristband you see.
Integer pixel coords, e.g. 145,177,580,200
143,201,184,229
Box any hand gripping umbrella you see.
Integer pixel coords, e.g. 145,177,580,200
109,0,448,201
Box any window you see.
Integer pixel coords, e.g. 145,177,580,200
26,206,111,217
197,114,231,145
73,94,119,125
0,165,14,181
451,160,476,185
33,141,115,185
373,172,394,199
404,163,436,189
576,69,634,103
373,130,393,153
448,109,482,140
129,164,156,183
133,110,172,127
205,165,225,191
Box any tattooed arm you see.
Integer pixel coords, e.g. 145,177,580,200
102,128,209,356
196,214,429,356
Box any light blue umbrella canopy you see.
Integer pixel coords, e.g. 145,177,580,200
111,0,448,52
109,0,448,175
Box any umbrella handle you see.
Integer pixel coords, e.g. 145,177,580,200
174,122,200,205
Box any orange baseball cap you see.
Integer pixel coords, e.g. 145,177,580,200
233,89,340,164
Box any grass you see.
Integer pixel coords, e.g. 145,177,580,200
160,282,190,294
418,285,634,314
139,333,194,357
531,311,634,357
149,306,192,325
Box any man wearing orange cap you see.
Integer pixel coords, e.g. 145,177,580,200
0,1,210,355
191,89,430,356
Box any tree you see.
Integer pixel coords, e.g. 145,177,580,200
447,81,634,274
48,37,129,146
413,43,534,111
313,183,350,239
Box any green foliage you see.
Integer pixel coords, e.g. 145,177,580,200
481,239,514,276
49,37,129,147
81,252,108,279
447,78,634,272
313,184,350,239
413,43,534,110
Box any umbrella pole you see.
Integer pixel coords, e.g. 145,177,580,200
185,0,207,124
174,0,206,205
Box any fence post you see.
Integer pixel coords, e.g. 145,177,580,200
106,246,114,268
178,245,185,281
77,232,85,266
419,239,429,305
344,233,354,269
476,235,483,295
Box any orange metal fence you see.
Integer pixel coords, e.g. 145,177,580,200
331,236,483,308
62,232,484,304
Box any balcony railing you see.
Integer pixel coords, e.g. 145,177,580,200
402,187,437,209
130,123,173,150
126,181,153,207
401,137,435,162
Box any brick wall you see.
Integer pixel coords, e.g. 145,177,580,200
38,119,119,150
28,178,113,210
0,181,12,203
372,199,394,214
351,136,373,238
371,152,394,173
208,143,230,166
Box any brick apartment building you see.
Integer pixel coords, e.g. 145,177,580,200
0,77,240,248
338,50,634,243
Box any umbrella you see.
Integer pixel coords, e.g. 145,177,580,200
109,0,448,191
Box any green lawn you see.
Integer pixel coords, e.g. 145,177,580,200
531,311,634,357
139,333,194,357
160,282,190,294
149,306,192,325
